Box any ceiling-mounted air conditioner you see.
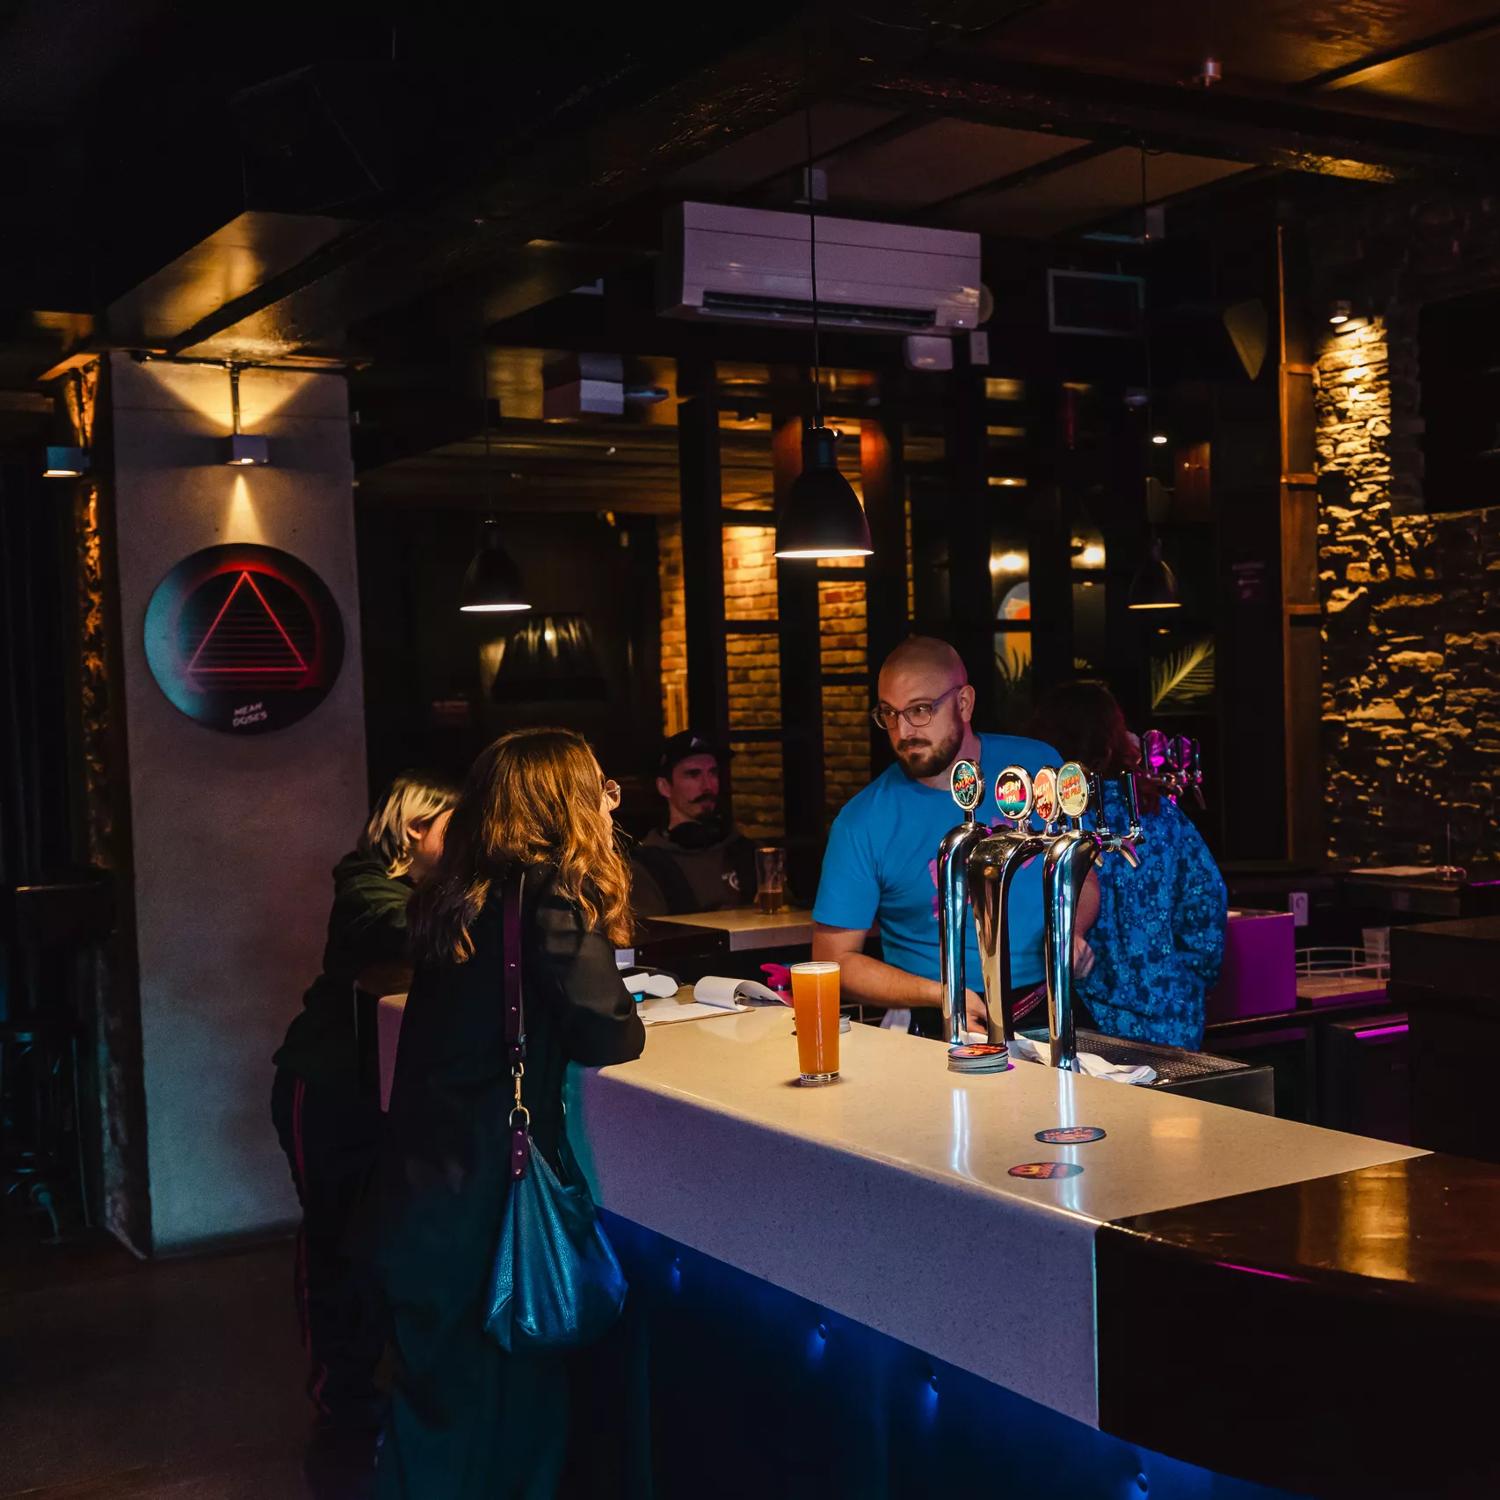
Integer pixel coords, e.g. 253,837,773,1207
658,202,981,337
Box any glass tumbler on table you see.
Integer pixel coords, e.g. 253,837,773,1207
790,961,840,1085
755,845,787,914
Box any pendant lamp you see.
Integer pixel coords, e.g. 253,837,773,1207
459,349,530,614
1127,537,1181,611
774,106,872,562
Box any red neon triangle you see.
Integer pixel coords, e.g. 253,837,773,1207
186,570,310,677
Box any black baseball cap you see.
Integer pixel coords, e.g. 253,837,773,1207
656,730,729,778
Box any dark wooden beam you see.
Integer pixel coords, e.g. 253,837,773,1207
848,56,1496,184
859,412,908,773
677,368,731,780
773,413,827,859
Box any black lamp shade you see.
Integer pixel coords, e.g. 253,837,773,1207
1127,539,1181,611
774,425,873,560
460,522,530,613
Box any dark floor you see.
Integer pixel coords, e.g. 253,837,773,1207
0,1231,361,1499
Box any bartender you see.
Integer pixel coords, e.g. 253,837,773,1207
812,636,1097,1036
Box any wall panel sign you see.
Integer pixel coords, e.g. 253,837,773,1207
144,544,344,734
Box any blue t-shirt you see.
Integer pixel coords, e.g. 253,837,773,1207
813,733,1060,990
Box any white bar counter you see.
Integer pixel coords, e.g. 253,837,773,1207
571,1008,1422,1428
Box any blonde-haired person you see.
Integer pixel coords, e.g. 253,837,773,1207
270,771,458,1474
377,728,644,1500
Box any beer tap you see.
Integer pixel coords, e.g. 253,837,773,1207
1040,763,1146,1072
936,758,986,1048
968,765,1051,1045
1173,735,1205,809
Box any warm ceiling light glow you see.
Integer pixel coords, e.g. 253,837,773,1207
1150,432,1169,446
990,550,1028,575
1077,543,1106,569
459,602,532,613
987,475,1027,488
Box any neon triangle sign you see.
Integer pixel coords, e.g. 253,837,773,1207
186,570,309,679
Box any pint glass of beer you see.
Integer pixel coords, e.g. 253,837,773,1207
755,846,787,914
790,961,840,1084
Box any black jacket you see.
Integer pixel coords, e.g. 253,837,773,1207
274,850,412,1081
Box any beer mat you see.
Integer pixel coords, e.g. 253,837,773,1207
948,1042,1012,1075
695,975,788,1007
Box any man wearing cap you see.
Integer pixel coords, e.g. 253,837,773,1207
629,731,757,917
812,636,1097,1036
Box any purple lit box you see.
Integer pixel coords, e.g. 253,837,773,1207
1206,909,1296,1023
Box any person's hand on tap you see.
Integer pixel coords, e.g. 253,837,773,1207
964,989,989,1035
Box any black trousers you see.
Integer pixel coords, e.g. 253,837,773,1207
271,1065,389,1431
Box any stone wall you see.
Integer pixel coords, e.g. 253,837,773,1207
657,521,870,840
1312,187,1500,864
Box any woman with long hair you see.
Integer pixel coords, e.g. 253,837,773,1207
271,771,458,1461
376,727,644,1500
1026,680,1227,1049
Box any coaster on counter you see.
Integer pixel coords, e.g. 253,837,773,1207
947,1043,1012,1074
1008,1161,1084,1180
1035,1125,1106,1145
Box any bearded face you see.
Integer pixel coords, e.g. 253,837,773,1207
893,717,965,780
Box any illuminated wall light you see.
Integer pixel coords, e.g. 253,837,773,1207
989,550,1028,576
1076,543,1106,570
1328,298,1352,326
43,444,90,478
219,365,271,466
1150,432,1169,447
987,475,1027,488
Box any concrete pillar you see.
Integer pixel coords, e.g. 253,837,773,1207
107,352,367,1250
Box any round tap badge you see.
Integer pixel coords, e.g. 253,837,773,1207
143,544,345,735
950,758,982,814
1057,761,1091,820
1008,1162,1084,1180
1035,1126,1106,1145
1032,766,1059,825
994,765,1033,823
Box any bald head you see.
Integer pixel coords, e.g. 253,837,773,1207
878,636,966,697
875,636,976,783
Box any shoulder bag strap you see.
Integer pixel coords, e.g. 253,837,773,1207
503,867,531,1180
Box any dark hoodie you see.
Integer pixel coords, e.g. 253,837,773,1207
274,850,413,1081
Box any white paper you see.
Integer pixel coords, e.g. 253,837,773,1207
1005,1033,1156,1085
693,975,784,1008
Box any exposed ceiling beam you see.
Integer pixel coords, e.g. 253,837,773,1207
914,140,1111,219
1292,11,1500,93
136,3,1016,362
847,56,1497,183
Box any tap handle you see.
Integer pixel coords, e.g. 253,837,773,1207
993,765,1035,828
1114,837,1142,870
1031,765,1061,834
949,758,982,822
1057,761,1091,834
1120,769,1144,842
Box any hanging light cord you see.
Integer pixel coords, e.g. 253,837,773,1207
804,102,823,428
481,346,496,514
1140,146,1155,440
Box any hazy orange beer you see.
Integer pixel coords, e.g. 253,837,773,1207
790,961,840,1084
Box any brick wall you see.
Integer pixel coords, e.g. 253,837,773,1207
1312,186,1500,863
656,519,871,840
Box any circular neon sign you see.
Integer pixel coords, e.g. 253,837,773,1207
144,544,344,735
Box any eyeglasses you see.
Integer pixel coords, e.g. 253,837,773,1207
601,777,621,810
870,684,962,732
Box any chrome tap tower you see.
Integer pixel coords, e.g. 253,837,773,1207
968,765,1052,1046
1040,762,1144,1072
936,758,987,1048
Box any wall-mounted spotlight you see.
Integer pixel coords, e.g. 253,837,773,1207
43,444,90,478
220,364,270,466
1328,299,1352,327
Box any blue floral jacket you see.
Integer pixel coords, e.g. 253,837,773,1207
1078,783,1227,1049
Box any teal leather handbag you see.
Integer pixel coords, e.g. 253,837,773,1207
484,870,628,1353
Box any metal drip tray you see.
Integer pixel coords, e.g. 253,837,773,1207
1019,1028,1276,1115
